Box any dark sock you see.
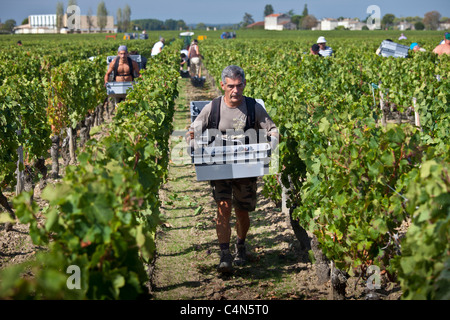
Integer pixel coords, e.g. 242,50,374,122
219,243,230,251
236,237,245,245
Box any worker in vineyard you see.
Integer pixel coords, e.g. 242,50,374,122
186,65,279,274
151,37,165,57
410,42,426,53
433,32,450,56
188,39,203,78
317,36,333,57
104,45,141,105
104,45,140,85
310,44,322,56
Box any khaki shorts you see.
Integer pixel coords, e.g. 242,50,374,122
210,177,257,211
190,57,201,74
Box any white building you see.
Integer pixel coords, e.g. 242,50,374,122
338,19,365,30
264,14,297,31
319,18,366,30
438,21,450,30
320,18,338,30
14,14,58,34
14,14,117,34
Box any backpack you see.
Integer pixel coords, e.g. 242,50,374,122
207,96,257,131
112,56,135,81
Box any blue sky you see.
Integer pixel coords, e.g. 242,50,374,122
1,0,449,25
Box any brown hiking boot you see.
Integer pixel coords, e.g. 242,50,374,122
233,244,247,266
217,249,233,273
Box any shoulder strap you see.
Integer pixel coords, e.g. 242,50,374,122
127,57,135,79
244,97,256,131
113,56,120,81
208,97,222,129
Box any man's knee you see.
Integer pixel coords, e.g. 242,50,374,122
217,199,232,209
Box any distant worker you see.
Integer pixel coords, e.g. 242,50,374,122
410,42,426,52
438,32,449,45
433,32,450,56
188,39,202,77
317,36,333,57
180,48,190,72
17,40,22,46
398,33,407,40
376,39,393,56
310,44,322,56
151,37,165,57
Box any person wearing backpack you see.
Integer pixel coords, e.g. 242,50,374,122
104,45,140,85
104,45,141,105
188,39,203,78
186,65,279,274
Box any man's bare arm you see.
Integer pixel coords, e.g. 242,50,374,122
104,58,116,84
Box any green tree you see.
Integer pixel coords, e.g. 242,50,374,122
301,15,318,30
177,20,187,30
414,21,425,30
382,13,395,29
423,11,441,30
0,19,16,33
264,4,274,17
97,1,108,32
302,4,308,17
56,2,64,31
123,5,131,32
241,13,254,28
296,4,309,29
116,8,123,32
291,15,302,27
286,9,295,17
164,19,179,30
196,23,207,30
87,8,94,33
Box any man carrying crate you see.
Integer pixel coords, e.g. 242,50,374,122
104,45,140,85
186,65,279,274
104,45,141,105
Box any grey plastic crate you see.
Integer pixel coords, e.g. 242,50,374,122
106,81,133,97
379,41,409,58
189,99,274,181
192,142,272,181
190,101,210,123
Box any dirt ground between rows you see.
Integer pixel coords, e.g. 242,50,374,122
0,70,403,300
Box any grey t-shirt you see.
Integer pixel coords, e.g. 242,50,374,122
190,96,278,135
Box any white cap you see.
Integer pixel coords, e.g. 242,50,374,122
317,36,327,43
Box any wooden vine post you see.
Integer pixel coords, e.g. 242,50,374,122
379,86,387,127
413,97,421,130
15,115,24,196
